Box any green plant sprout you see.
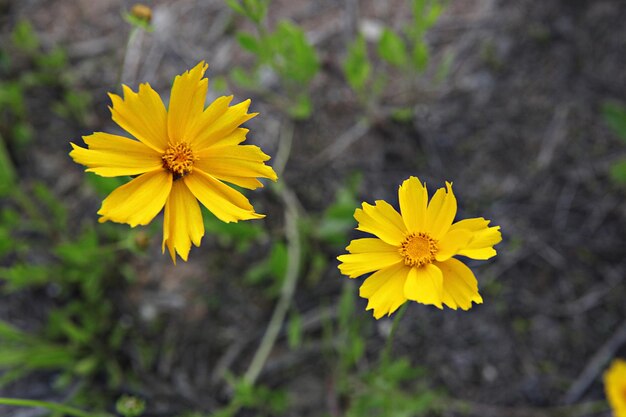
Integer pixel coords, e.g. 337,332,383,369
343,0,449,118
227,0,319,119
602,101,626,183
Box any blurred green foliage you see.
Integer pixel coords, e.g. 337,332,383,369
208,373,287,417
0,20,91,157
345,358,435,417
227,0,319,119
602,101,626,183
343,0,448,114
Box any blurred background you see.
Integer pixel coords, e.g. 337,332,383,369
0,0,625,416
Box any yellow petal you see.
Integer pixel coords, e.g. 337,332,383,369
162,180,204,263
211,176,264,190
435,229,473,262
604,359,626,415
359,263,410,319
109,83,168,153
398,176,428,233
183,169,263,223
98,169,172,227
403,264,443,308
345,238,398,253
189,99,257,151
354,200,407,246
339,238,401,279
195,144,277,182
436,258,483,310
337,250,403,279
186,96,233,146
70,133,162,177
450,217,502,260
167,61,209,144
426,182,457,240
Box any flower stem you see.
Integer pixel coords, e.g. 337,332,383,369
244,120,300,385
381,302,409,364
0,398,110,417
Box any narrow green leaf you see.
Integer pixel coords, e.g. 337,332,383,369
11,20,39,53
610,159,626,184
0,135,16,197
225,0,246,16
236,31,260,54
288,94,312,120
602,101,626,142
287,311,302,349
343,35,371,92
412,41,429,72
377,28,407,67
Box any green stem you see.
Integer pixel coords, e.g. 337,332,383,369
381,302,409,364
243,121,300,385
117,26,140,87
0,398,110,417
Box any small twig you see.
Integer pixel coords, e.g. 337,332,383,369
308,118,371,168
537,105,570,170
118,27,143,86
244,121,301,385
343,0,360,44
272,120,294,178
563,319,626,404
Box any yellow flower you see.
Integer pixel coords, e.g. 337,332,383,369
70,62,277,263
605,359,626,417
337,176,501,319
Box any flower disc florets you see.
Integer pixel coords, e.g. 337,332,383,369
399,232,438,267
162,142,197,178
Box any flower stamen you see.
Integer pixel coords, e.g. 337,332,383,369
399,232,438,267
162,142,197,178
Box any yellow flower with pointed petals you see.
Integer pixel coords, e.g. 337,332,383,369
605,359,626,417
337,176,501,319
70,62,277,263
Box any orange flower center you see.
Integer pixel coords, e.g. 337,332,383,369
399,232,438,267
162,142,197,178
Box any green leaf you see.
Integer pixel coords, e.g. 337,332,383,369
244,0,269,24
229,66,260,90
35,46,68,71
288,93,312,120
377,28,407,67
412,41,429,72
391,107,414,123
11,20,39,53
227,0,268,24
287,311,302,349
0,82,26,115
270,21,319,84
343,35,371,92
602,101,626,142
0,135,16,197
610,159,626,184
236,31,260,54
0,264,49,292
211,75,228,92
225,0,246,16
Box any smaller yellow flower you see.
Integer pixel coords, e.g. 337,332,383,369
337,176,501,319
605,359,626,417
